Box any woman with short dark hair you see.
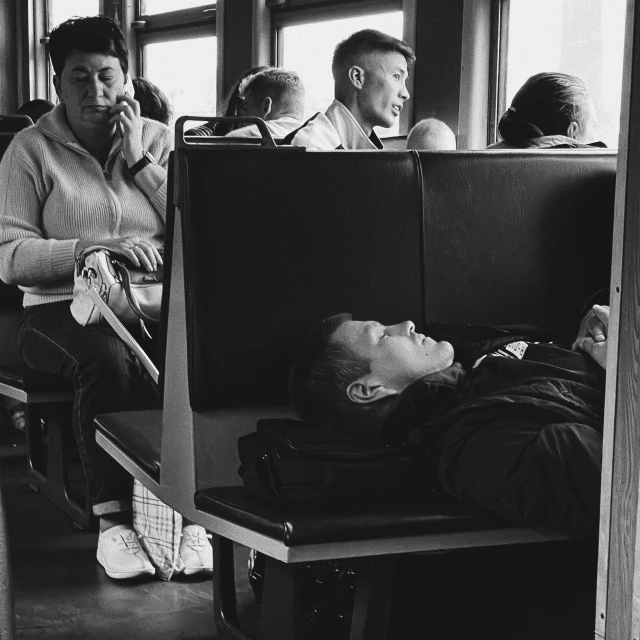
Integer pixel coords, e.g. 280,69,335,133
132,77,173,125
490,72,604,149
0,16,209,580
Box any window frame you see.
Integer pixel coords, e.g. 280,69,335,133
268,0,416,135
39,0,105,103
132,2,217,117
133,2,216,77
486,0,509,146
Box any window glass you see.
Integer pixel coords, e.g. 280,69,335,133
280,11,404,136
141,1,215,15
143,36,216,125
505,0,626,148
48,0,100,30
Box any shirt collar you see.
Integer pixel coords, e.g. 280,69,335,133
325,99,382,150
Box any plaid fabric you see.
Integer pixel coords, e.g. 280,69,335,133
132,480,185,580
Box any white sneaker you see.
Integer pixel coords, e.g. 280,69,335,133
179,524,213,576
97,524,156,579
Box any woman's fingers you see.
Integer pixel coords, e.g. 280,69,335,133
109,97,144,166
134,240,163,270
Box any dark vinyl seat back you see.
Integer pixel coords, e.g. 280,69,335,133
0,115,32,134
177,149,424,412
418,150,616,334
0,131,24,365
0,133,17,159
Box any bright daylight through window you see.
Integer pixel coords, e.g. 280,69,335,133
141,1,215,15
48,0,100,29
143,36,217,125
280,11,404,137
506,0,626,148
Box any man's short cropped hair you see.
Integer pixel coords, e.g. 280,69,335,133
332,29,416,81
289,313,395,438
239,68,305,113
49,15,129,76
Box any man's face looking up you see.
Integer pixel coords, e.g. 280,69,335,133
332,320,454,404
353,50,410,132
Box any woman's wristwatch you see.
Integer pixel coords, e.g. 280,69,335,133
128,151,155,177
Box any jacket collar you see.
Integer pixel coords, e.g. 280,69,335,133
380,362,466,441
489,135,606,149
36,102,122,161
325,99,383,150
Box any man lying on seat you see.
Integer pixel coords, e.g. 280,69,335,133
289,305,610,538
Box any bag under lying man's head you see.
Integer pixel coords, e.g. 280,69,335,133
238,418,428,504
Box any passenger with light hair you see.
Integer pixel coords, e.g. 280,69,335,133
286,29,415,149
406,117,456,150
225,68,305,140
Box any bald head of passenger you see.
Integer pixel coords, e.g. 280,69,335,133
407,118,456,151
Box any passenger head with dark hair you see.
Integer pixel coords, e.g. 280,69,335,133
49,15,129,77
491,72,600,149
332,29,415,135
17,99,55,123
287,30,415,149
239,68,305,121
290,314,453,436
132,77,173,125
49,16,134,147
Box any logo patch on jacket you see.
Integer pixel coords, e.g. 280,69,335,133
473,341,532,368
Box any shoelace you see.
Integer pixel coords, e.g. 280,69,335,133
113,531,143,555
182,528,212,551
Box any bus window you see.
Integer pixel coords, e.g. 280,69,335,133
278,11,404,136
504,0,626,148
48,0,100,30
141,1,216,15
142,36,217,125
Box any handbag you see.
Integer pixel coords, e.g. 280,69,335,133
70,246,161,384
71,246,163,327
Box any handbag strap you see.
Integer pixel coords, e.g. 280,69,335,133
112,260,160,325
85,285,159,384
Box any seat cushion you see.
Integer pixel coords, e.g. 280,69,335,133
0,364,72,395
93,409,162,481
194,486,512,547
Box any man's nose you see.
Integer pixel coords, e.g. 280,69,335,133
399,83,410,101
389,320,415,335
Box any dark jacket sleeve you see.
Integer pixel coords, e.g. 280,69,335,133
435,416,602,538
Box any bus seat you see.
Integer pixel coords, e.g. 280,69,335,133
418,149,616,333
381,134,407,150
0,133,85,529
0,115,32,134
93,142,617,638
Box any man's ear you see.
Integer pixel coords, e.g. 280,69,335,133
347,376,399,404
262,96,273,118
567,121,579,139
53,76,62,101
347,65,365,90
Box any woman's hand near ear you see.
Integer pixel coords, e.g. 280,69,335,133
110,94,144,167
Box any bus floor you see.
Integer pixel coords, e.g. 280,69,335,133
1,436,598,639
1,445,259,639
